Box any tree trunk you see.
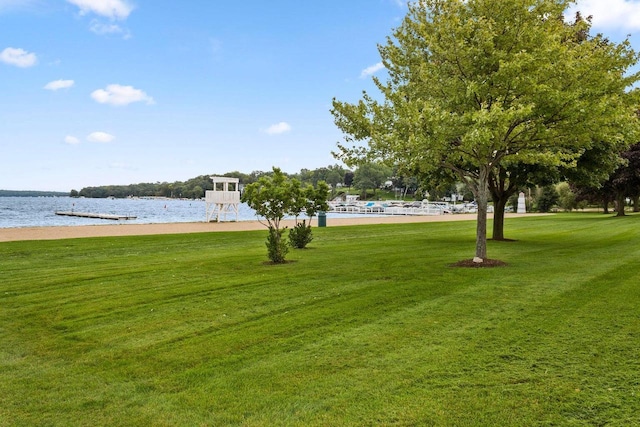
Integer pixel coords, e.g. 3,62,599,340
633,195,639,212
603,196,610,214
487,168,517,242
491,196,508,241
615,193,626,216
473,167,490,262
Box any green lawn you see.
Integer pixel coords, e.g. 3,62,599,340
1,214,639,426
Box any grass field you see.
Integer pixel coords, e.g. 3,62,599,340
1,214,639,426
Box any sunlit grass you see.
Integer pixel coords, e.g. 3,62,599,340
1,213,639,425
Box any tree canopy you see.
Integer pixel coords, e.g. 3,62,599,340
331,0,640,262
572,142,640,216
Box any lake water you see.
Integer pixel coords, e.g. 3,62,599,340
0,197,242,228
0,197,367,228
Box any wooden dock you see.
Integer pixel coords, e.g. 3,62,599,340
55,211,137,221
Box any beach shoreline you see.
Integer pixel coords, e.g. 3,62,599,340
0,213,546,243
0,214,491,242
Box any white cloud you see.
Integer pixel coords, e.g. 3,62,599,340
264,122,292,135
360,62,385,78
87,131,115,143
91,84,154,106
1,47,37,67
89,20,131,38
569,0,640,32
66,0,133,20
44,79,75,91
64,135,81,145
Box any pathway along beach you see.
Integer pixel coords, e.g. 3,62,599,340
0,213,520,242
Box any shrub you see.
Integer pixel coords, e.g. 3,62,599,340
266,227,288,263
556,182,577,212
289,220,313,249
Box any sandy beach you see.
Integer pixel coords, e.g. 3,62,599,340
0,214,495,242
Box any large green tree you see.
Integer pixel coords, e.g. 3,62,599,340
331,0,639,263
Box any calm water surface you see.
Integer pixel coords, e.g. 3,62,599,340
0,197,366,228
0,197,255,228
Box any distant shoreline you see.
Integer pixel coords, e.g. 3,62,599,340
0,190,68,197
0,213,553,243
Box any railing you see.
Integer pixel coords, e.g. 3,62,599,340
205,191,240,204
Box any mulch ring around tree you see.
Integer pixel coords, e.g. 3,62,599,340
450,259,507,268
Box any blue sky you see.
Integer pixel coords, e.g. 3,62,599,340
2,0,640,191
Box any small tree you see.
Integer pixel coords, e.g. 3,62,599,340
343,171,354,189
241,168,297,263
241,167,330,262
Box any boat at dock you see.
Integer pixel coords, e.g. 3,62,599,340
328,200,446,216
327,199,486,216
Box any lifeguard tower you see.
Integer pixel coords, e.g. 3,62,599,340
205,176,240,222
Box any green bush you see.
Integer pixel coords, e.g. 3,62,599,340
266,226,288,263
556,182,577,212
289,220,313,249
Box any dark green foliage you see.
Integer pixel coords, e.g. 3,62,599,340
352,162,392,199
344,170,354,188
78,175,214,199
294,164,350,188
536,185,559,212
289,220,313,249
0,190,68,197
74,166,350,200
266,226,288,263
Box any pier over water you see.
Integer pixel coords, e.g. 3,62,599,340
55,211,137,221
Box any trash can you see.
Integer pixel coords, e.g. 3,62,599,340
317,211,327,227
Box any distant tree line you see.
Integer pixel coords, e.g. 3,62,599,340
73,165,355,199
0,190,68,197
75,175,215,199
73,151,640,214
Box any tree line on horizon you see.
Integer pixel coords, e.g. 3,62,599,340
72,165,355,200
70,150,640,220
0,190,69,197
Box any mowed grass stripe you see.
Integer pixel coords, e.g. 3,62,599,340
1,214,639,426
